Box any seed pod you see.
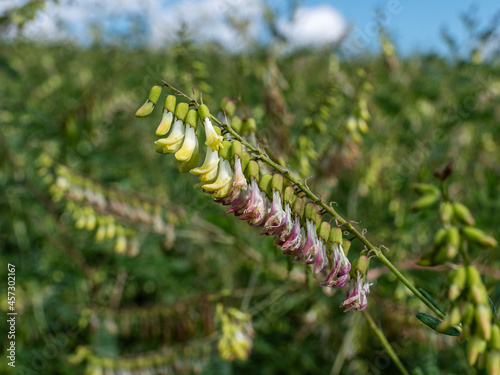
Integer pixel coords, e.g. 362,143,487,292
453,202,475,226
244,160,259,182
448,266,467,301
462,227,498,248
439,202,454,225
271,174,284,195
318,221,331,243
342,239,352,256
258,174,273,198
221,97,236,117
437,305,461,332
467,335,487,365
135,85,162,117
231,116,242,133
156,95,177,135
329,227,343,245
492,325,500,351
410,183,440,196
304,203,319,222
410,194,439,212
433,228,448,247
242,118,257,135
283,186,296,207
356,255,370,275
486,351,500,375
475,304,492,341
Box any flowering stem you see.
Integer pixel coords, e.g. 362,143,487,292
161,83,446,320
362,310,410,375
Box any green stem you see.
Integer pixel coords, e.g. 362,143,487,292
362,310,410,375
161,82,446,319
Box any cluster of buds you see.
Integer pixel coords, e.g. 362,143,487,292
216,304,255,361
68,203,139,256
442,265,498,372
136,86,372,312
37,154,180,255
411,183,497,266
82,299,215,342
77,343,210,375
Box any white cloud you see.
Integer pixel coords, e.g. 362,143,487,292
1,0,345,50
279,5,345,47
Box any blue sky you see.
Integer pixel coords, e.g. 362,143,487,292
2,0,499,55
316,0,500,54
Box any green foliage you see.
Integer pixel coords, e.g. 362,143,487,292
1,8,500,374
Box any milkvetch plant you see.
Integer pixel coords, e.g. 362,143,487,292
135,82,498,374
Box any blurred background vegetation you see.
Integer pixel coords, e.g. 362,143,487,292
1,1,500,374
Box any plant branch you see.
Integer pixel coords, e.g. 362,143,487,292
161,82,446,320
362,310,410,375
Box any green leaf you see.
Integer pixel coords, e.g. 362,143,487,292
418,288,445,315
489,297,498,318
415,313,460,336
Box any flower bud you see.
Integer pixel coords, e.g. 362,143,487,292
452,202,475,226
476,304,492,341
135,85,162,117
410,194,439,212
439,202,454,225
467,335,487,365
221,97,236,117
462,227,498,248
410,183,440,196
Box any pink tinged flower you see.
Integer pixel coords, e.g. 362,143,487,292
274,204,294,245
281,216,304,254
293,220,316,262
312,242,329,274
236,180,269,226
232,157,248,190
321,243,351,289
260,190,286,236
340,271,371,312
